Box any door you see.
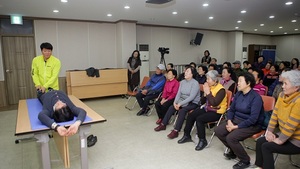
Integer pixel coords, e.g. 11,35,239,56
2,36,36,105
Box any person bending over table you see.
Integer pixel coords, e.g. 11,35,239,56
214,72,264,169
254,70,300,169
38,90,86,137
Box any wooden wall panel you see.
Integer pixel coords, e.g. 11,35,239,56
0,81,8,107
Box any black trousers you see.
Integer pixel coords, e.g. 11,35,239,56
155,98,174,119
255,136,300,169
162,103,198,131
214,118,262,163
183,107,221,139
136,92,159,110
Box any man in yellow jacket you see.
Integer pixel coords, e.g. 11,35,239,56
31,42,61,93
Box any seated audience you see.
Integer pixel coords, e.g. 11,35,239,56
223,62,232,69
247,67,254,73
38,90,87,137
178,70,227,151
232,60,245,78
262,62,272,76
252,68,267,95
253,55,265,69
220,67,236,94
208,64,217,71
154,66,200,139
242,61,251,72
195,65,208,84
278,61,288,73
155,69,179,124
136,64,166,116
255,70,300,169
270,68,290,100
263,65,279,87
178,65,189,81
167,63,174,71
291,58,299,70
190,62,197,68
215,72,264,169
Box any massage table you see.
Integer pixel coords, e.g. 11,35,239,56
15,95,106,169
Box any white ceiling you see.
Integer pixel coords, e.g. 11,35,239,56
0,0,299,35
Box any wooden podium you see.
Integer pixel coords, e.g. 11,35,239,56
66,69,127,99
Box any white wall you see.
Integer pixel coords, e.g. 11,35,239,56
136,25,229,70
34,20,118,77
272,35,300,62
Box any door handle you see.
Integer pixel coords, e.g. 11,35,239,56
6,69,12,73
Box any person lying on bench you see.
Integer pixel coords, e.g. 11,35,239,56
38,90,86,137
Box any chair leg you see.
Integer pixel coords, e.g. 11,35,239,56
290,155,300,168
146,104,155,116
125,96,137,111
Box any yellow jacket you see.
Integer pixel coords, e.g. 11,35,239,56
268,92,300,147
31,55,61,91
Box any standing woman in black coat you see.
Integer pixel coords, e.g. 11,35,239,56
127,50,141,91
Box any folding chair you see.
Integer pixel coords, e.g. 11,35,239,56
244,95,275,150
125,76,150,110
206,90,232,147
145,92,162,116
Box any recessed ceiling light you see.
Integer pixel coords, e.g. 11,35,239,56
241,10,247,14
184,21,189,24
295,29,299,31
292,20,297,22
53,10,59,13
237,20,242,23
284,32,288,34
270,31,274,33
235,27,239,29
107,14,112,17
61,0,68,2
285,2,293,5
279,26,283,29
254,29,258,31
172,11,177,15
203,3,209,7
260,24,264,26
269,15,275,19
209,16,214,20
124,6,130,9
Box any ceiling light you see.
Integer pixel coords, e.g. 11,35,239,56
260,24,264,26
291,20,297,22
61,0,68,2
241,10,247,14
237,20,242,23
53,10,59,13
254,29,258,31
124,6,130,9
107,14,112,17
295,29,299,31
279,26,283,29
184,21,189,24
270,31,274,33
284,32,288,34
285,2,293,5
235,27,239,29
172,11,177,15
269,15,275,19
203,3,209,7
209,16,214,20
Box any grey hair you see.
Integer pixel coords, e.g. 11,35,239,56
281,70,300,87
206,70,219,81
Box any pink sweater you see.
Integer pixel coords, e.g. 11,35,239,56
162,79,180,100
253,83,266,95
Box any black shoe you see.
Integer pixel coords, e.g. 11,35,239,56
143,107,151,116
224,150,237,160
232,161,250,169
195,139,207,151
136,109,145,116
87,136,97,147
178,135,193,144
87,134,94,141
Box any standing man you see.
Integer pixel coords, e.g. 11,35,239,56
31,42,61,93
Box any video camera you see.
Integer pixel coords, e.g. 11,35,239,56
158,47,169,55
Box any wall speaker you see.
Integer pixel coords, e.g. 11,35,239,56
194,33,203,45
